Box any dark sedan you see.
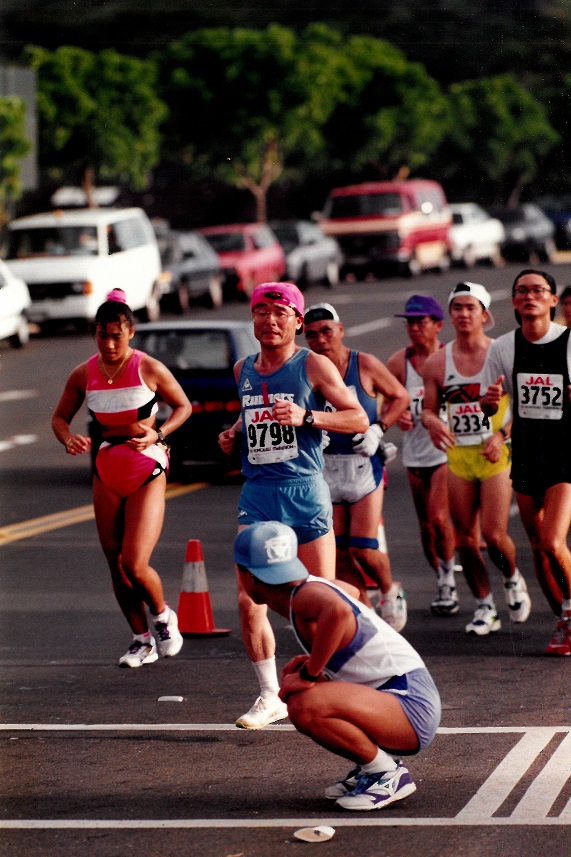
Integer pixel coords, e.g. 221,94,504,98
130,319,257,478
489,203,556,263
156,229,224,311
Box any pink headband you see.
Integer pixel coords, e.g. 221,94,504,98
106,288,127,304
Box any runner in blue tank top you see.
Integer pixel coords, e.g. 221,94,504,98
303,303,410,632
218,283,368,729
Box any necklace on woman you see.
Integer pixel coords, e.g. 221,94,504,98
98,350,131,384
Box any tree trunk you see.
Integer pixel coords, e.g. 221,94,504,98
82,165,97,208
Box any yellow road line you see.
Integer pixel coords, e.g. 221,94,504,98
0,482,208,547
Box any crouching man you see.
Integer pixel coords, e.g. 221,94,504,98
234,520,441,811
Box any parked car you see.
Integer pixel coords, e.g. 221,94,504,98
100,319,258,477
535,194,571,250
0,258,31,348
318,179,452,278
449,203,505,267
198,223,286,299
489,203,556,263
5,207,162,329
155,229,223,312
269,219,343,289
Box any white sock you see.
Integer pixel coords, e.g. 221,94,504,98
437,557,456,585
505,569,520,583
133,632,152,643
479,592,495,609
151,605,170,623
252,657,280,698
561,599,571,616
361,747,398,775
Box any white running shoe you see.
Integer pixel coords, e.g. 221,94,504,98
465,603,501,636
431,582,459,616
504,572,531,623
336,764,416,811
235,695,288,729
378,583,407,632
119,637,158,668
325,765,362,799
150,607,184,658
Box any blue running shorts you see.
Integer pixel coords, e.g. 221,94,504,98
238,475,333,545
378,667,441,752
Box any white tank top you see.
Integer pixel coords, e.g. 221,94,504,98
402,355,447,468
443,342,493,446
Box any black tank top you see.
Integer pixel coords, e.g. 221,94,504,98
511,327,571,485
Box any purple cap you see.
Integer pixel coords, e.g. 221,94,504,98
394,294,444,320
250,282,304,317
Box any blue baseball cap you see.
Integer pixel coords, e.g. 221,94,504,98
234,522,308,584
394,295,444,320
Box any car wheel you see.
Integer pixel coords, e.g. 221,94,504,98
141,283,161,322
402,254,421,277
297,264,309,292
208,274,223,308
489,244,504,267
175,281,190,315
462,246,477,268
242,275,255,299
540,239,556,264
8,315,30,348
437,252,451,273
325,260,340,288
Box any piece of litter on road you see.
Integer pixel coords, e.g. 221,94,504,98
293,826,335,842
157,696,184,702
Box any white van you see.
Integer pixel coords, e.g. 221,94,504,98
5,208,162,327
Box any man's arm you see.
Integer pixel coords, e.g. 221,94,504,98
362,352,410,429
279,582,357,701
420,349,455,451
218,359,245,454
272,351,368,435
387,349,414,432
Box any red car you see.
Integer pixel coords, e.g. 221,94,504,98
198,223,286,299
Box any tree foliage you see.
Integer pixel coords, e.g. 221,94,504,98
0,96,30,224
23,45,167,199
156,25,450,218
437,74,559,204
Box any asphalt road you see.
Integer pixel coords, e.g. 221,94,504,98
2,261,571,857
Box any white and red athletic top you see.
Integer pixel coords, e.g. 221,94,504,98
86,349,158,427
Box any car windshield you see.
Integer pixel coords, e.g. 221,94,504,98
271,224,298,252
7,226,99,258
132,329,232,371
492,208,522,223
204,233,246,253
327,193,404,218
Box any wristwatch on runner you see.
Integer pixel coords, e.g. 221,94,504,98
303,409,315,426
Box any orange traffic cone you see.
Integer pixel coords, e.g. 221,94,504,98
177,539,231,638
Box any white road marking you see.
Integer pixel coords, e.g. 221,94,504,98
0,433,38,453
3,725,571,828
456,727,555,820
513,730,571,819
0,389,38,402
346,318,393,337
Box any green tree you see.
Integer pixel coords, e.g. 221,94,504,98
23,45,167,204
437,74,559,204
0,96,30,225
157,25,449,219
318,34,450,179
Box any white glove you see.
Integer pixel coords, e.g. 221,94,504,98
352,423,383,457
379,441,398,464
